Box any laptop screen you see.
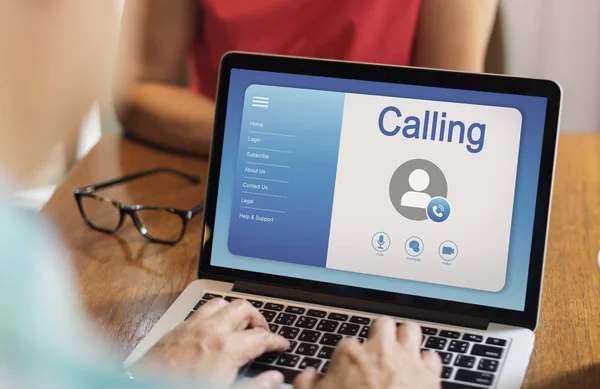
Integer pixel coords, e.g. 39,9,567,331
210,68,548,312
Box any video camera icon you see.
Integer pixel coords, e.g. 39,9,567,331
439,241,458,261
442,246,455,255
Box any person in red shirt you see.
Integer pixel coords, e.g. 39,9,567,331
112,3,498,388
116,0,497,155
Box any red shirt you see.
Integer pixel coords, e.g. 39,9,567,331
190,0,422,99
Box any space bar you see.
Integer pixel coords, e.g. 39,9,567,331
244,363,302,384
245,365,482,388
442,381,486,389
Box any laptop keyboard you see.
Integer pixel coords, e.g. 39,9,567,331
186,293,509,388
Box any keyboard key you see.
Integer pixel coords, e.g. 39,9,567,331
442,366,453,379
471,344,503,359
265,303,284,311
425,336,448,350
463,334,483,342
454,355,476,368
224,296,240,302
194,300,208,310
448,340,469,354
276,353,300,368
320,333,343,346
357,337,366,344
306,309,327,318
299,330,321,343
440,330,461,339
285,306,306,315
247,299,264,308
256,352,279,364
359,326,370,338
260,309,277,322
286,341,298,353
245,363,300,384
321,361,330,373
328,313,349,321
278,326,300,340
441,383,482,389
296,316,318,329
317,319,339,332
299,357,322,370
338,323,360,336
202,293,222,300
350,316,371,325
478,358,499,372
455,369,494,386
275,313,297,326
486,337,507,347
422,327,438,335
296,343,319,356
437,351,453,365
268,324,279,333
318,346,335,359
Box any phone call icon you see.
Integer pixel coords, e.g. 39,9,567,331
432,204,445,218
427,197,451,223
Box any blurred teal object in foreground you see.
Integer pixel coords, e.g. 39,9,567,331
0,187,183,389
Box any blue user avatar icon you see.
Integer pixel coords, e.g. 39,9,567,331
426,197,451,223
439,240,458,261
405,236,424,257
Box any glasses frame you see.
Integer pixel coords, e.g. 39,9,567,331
74,168,204,245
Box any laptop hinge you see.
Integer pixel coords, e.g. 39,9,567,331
233,281,489,330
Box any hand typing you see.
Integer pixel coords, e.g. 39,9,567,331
295,318,442,389
137,298,289,388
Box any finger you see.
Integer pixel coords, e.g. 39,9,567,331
396,321,422,354
231,327,290,363
238,370,285,389
368,316,397,345
193,297,229,318
294,367,320,389
212,299,270,331
329,337,364,372
422,350,443,376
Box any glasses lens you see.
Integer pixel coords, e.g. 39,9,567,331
79,196,121,231
136,209,184,242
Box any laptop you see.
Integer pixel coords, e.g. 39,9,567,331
125,53,562,389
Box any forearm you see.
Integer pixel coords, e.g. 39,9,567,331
413,0,498,73
117,82,215,156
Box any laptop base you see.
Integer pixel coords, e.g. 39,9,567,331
125,279,534,389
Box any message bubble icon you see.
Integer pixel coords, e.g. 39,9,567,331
405,236,424,257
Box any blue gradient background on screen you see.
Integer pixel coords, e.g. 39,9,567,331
212,69,548,311
228,85,344,266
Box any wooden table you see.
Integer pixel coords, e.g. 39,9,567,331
43,132,600,388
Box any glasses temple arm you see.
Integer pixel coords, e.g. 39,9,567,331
78,168,200,191
190,203,205,217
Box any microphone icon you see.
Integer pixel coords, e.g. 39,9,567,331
372,232,390,252
377,234,385,249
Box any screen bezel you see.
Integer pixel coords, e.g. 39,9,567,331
199,52,561,331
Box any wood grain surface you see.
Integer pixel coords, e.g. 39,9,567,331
42,132,600,388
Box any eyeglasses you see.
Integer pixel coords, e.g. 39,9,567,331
74,168,204,245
